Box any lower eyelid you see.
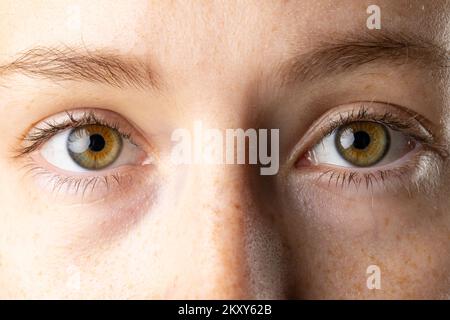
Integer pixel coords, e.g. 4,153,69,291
294,146,442,197
21,155,155,204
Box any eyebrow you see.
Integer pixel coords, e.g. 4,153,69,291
0,46,160,90
0,32,448,90
279,31,450,85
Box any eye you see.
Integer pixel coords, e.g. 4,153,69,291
309,121,416,168
41,123,144,172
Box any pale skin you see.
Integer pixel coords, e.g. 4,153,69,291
0,0,449,299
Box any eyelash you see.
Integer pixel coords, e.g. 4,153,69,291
304,106,448,193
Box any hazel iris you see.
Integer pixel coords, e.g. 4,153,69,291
67,124,123,170
335,121,390,167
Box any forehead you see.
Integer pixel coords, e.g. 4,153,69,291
0,0,448,82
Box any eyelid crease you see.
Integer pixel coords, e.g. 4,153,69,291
320,105,426,139
15,110,134,158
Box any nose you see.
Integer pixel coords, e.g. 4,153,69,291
164,161,287,299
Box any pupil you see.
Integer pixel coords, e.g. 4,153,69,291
89,134,106,152
353,131,371,150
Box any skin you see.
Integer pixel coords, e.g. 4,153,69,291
0,0,449,299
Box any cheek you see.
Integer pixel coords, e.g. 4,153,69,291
0,170,163,298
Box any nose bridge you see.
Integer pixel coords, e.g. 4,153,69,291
180,162,289,299
182,164,253,298
161,97,287,298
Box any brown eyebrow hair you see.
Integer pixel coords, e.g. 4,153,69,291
0,46,160,90
279,31,450,85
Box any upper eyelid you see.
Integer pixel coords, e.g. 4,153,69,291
15,110,137,157
320,106,432,144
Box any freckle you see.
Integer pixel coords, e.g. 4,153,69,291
384,217,390,226
396,234,401,241
397,275,409,285
352,282,363,293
